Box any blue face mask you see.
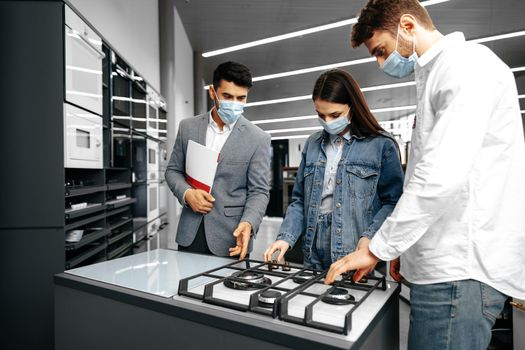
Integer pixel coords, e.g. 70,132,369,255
217,99,244,124
319,113,350,135
381,27,418,79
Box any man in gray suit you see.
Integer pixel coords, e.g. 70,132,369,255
165,61,271,260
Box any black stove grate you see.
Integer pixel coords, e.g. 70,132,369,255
178,259,387,335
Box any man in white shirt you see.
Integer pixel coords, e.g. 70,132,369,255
165,62,271,260
325,0,525,348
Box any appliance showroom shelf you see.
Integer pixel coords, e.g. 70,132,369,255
65,203,107,220
65,212,107,231
108,229,133,246
65,242,107,270
65,228,110,251
107,241,133,260
106,183,132,191
65,185,107,198
106,197,136,209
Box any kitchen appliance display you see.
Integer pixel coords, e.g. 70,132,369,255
178,259,387,335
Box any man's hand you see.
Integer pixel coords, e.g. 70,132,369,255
185,189,215,214
390,257,403,282
354,237,376,276
325,238,379,284
263,240,290,262
229,221,252,260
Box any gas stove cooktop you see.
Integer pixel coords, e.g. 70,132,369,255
178,259,387,335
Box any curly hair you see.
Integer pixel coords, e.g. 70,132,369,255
351,0,435,48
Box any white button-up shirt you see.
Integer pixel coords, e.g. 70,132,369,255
206,109,237,152
369,32,525,298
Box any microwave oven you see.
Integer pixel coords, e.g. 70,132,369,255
65,5,103,115
64,103,103,169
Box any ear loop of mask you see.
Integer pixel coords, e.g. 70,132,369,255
396,25,416,55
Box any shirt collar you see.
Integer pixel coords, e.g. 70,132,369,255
208,109,237,133
416,32,465,70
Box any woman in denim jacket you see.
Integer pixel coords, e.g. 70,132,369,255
264,69,404,270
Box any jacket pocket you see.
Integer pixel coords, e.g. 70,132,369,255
346,165,379,198
224,205,244,217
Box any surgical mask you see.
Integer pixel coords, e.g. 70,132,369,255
381,27,418,78
319,112,350,135
217,100,244,124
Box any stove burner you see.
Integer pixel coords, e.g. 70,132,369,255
223,271,272,290
258,290,281,308
322,288,355,305
292,271,316,284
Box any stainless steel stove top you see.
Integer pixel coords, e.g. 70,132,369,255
178,259,387,335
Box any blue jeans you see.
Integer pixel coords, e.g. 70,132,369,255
408,280,507,350
304,212,332,270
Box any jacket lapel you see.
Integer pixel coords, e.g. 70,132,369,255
196,112,208,145
217,116,247,163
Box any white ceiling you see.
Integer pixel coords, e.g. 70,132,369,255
174,0,525,139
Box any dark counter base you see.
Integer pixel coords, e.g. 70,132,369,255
55,274,399,350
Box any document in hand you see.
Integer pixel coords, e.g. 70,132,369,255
185,140,220,193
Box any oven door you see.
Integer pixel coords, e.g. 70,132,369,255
159,179,168,216
64,5,103,115
147,140,159,182
147,182,159,222
64,103,103,169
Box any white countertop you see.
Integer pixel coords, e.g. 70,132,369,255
66,249,235,297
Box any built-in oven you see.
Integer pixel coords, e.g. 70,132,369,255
132,76,147,133
64,5,104,115
159,178,168,216
147,87,159,137
147,182,159,222
64,103,103,169
147,139,159,182
158,100,167,141
111,53,131,129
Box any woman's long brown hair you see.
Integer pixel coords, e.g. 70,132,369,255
312,69,384,137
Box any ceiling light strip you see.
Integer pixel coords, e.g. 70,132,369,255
512,67,525,72
470,31,525,44
271,134,312,141
252,115,317,125
266,126,322,134
246,82,416,107
204,31,525,90
201,0,450,58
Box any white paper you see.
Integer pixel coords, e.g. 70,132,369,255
185,140,220,193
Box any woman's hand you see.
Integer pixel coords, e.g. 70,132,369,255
263,240,290,262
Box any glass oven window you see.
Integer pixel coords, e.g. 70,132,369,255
76,129,90,148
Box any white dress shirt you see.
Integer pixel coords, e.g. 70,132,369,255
369,32,525,298
206,109,237,152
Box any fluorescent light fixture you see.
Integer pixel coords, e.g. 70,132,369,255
66,65,102,75
246,95,310,107
203,18,357,58
204,30,525,91
372,105,416,113
245,82,416,107
362,81,416,92
66,90,102,99
512,67,525,73
521,110,525,114
253,115,317,125
252,105,416,127
202,0,450,57
471,31,525,44
266,126,322,134
271,134,311,141
519,95,525,99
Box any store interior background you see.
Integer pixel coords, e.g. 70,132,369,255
0,0,523,349
69,0,525,228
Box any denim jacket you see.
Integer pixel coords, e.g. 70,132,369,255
277,130,404,264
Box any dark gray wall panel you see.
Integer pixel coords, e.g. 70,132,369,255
0,0,64,229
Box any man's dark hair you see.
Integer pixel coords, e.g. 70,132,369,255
351,0,435,48
212,61,253,90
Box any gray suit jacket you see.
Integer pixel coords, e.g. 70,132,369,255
165,112,271,256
